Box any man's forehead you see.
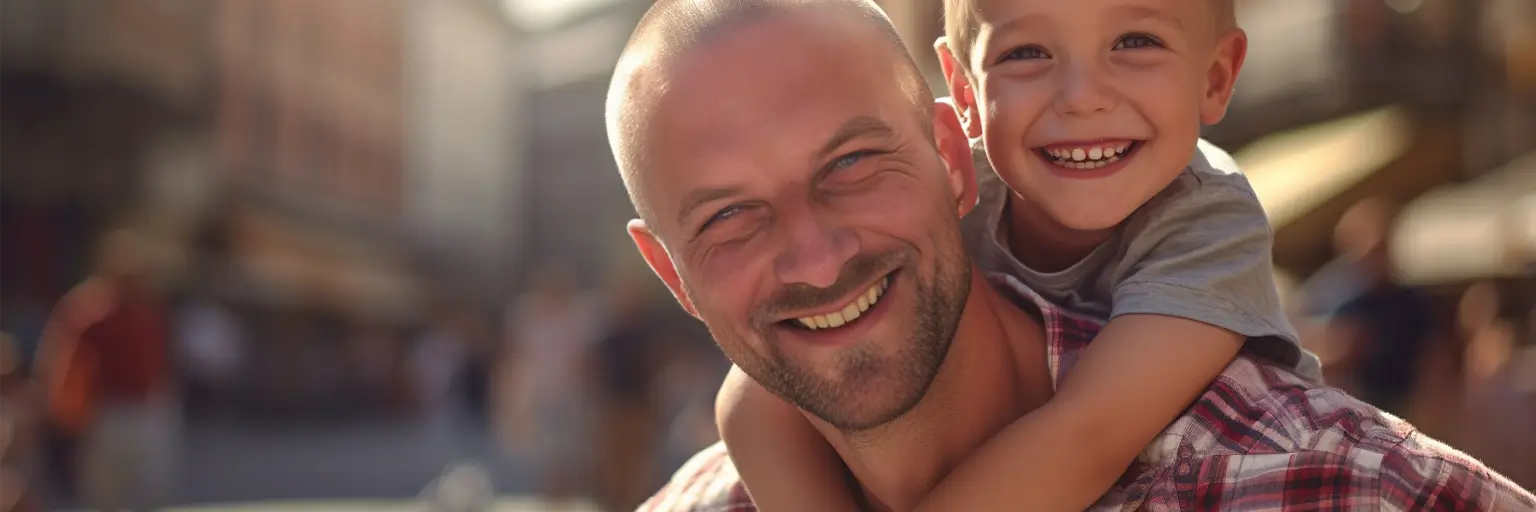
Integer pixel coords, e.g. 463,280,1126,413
640,18,914,222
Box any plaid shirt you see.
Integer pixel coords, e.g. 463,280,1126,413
641,275,1536,511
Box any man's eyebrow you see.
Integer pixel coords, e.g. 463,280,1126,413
814,116,896,163
676,186,743,230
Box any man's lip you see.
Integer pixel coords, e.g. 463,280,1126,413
772,270,897,322
773,272,898,345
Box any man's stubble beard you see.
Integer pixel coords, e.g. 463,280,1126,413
714,229,972,434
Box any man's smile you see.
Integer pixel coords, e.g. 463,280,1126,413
775,270,900,346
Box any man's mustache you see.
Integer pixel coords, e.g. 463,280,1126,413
755,252,903,326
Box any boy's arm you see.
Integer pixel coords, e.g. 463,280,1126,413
920,148,1287,510
716,365,861,512
915,315,1241,511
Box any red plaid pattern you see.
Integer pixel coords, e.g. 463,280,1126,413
640,275,1536,511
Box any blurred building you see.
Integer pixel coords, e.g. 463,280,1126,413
210,0,422,321
499,0,646,286
406,0,530,303
1,0,213,360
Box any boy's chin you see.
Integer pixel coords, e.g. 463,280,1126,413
1039,196,1140,233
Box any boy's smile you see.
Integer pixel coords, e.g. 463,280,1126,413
943,0,1245,238
1034,139,1143,178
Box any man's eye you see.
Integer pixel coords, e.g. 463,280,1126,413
832,150,873,171
700,205,742,232
1113,33,1163,50
996,45,1049,64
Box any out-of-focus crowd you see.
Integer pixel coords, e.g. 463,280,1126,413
0,228,729,511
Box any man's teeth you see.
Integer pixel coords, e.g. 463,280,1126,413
794,277,890,331
1045,143,1133,169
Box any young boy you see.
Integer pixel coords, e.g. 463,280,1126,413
715,0,1326,509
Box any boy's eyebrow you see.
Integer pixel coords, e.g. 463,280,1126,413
1107,5,1185,31
983,13,1050,40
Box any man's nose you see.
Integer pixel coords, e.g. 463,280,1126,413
772,207,858,289
1052,58,1116,117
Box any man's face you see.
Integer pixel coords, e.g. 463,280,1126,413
949,0,1243,232
627,14,978,432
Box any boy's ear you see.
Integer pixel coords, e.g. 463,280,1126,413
935,37,982,139
1201,28,1248,125
932,101,979,218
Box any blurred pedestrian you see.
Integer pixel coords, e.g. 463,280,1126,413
1,332,45,512
174,290,245,422
591,278,667,511
36,229,178,511
499,263,601,507
1299,198,1434,415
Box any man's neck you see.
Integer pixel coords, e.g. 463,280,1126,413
815,267,1054,512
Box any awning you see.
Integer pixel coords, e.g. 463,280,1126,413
1237,106,1414,229
1391,151,1536,285
227,207,423,321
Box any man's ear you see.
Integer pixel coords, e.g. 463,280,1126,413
935,37,982,139
1201,28,1248,125
932,102,979,218
627,219,699,318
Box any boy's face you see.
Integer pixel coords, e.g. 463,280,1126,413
942,0,1245,232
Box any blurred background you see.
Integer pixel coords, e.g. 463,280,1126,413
0,0,1532,510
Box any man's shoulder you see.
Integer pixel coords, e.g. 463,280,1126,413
640,442,756,512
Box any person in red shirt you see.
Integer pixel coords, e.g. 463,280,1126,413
37,229,178,511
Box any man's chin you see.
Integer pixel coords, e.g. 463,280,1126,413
793,378,929,433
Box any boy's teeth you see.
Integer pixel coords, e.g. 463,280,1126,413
1044,142,1133,167
794,277,890,331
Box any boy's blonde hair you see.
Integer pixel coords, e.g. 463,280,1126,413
944,0,1236,73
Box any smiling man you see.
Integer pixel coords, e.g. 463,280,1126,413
607,1,1536,510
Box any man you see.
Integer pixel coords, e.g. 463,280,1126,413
606,1,1536,510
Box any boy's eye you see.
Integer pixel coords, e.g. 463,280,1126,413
996,44,1049,64
1113,33,1163,50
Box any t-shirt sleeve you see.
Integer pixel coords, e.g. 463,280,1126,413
1110,177,1299,347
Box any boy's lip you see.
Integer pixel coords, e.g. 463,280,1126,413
1031,139,1144,179
1035,139,1141,153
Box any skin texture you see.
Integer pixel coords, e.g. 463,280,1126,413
608,2,1058,510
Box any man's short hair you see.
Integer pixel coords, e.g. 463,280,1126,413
943,0,1237,73
606,0,931,224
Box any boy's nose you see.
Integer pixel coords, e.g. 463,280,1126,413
1053,60,1117,117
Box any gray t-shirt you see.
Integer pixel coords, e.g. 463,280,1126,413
962,139,1324,382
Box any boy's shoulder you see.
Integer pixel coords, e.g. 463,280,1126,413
1133,139,1265,230
1162,139,1259,202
